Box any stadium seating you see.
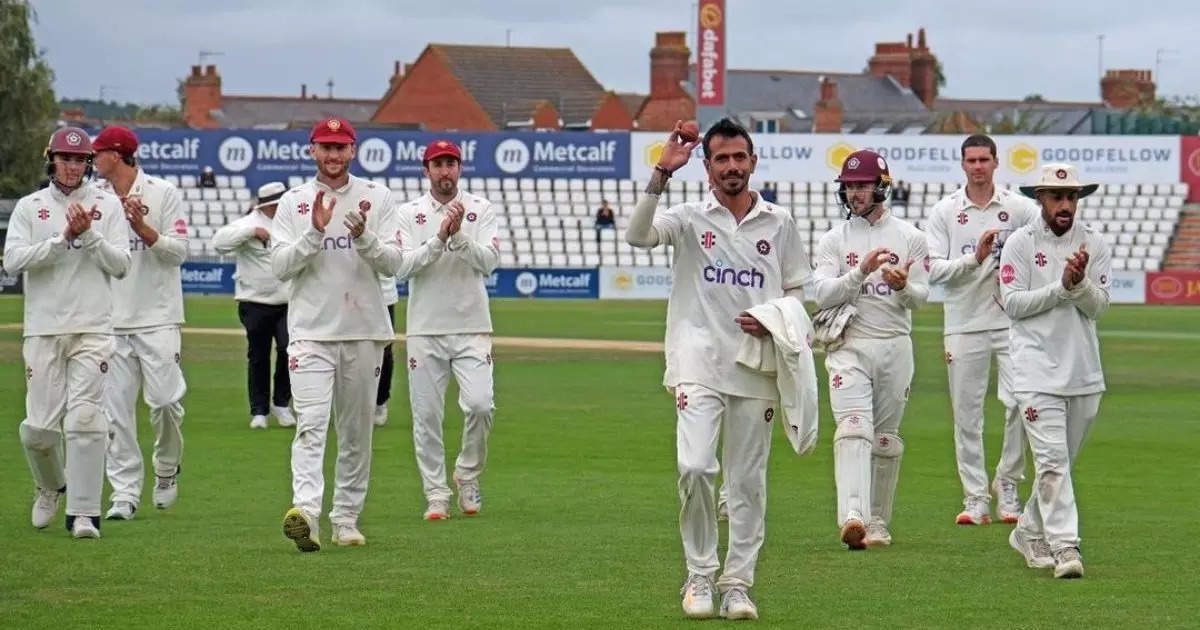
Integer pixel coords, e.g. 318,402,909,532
157,173,1186,271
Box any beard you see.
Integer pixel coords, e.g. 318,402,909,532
317,160,346,178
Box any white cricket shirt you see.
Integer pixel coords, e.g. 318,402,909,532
270,175,401,342
212,209,290,305
925,186,1039,335
3,183,131,336
647,192,811,399
999,219,1110,396
98,170,188,331
395,190,499,336
811,210,930,340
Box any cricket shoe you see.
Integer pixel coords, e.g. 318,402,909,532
1053,547,1085,579
282,507,320,552
105,501,136,521
993,478,1021,524
679,573,715,619
68,515,101,539
331,523,366,546
865,517,892,548
840,514,867,550
153,469,179,509
424,498,451,521
250,415,268,430
955,497,991,525
1008,528,1054,569
373,404,388,427
719,587,759,621
271,405,296,428
454,475,481,516
32,486,64,529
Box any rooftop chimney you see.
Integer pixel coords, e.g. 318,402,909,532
1101,69,1156,109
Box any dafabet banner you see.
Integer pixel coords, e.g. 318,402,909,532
630,133,1180,185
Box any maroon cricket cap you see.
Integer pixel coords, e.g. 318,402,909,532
310,117,356,144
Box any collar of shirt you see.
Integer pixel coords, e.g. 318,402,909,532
957,186,1006,212
423,190,463,215
702,190,769,222
48,182,90,204
1038,217,1083,241
847,208,891,229
313,176,355,195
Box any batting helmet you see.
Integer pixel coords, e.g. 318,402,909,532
46,127,94,157
836,149,892,210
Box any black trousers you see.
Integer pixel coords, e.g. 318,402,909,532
237,301,291,416
377,304,396,406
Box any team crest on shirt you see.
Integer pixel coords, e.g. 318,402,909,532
99,361,109,374
998,211,1010,222
466,212,477,222
1100,274,1108,284
831,374,843,389
957,212,969,225
359,200,371,212
174,219,188,235
1034,252,1048,267
415,213,427,225
764,408,774,423
298,202,310,216
846,252,859,267
701,231,716,249
37,208,49,221
756,239,771,256
1000,264,1016,284
1025,407,1039,422
91,207,102,220
888,252,900,265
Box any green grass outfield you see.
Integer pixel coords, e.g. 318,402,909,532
0,296,1197,629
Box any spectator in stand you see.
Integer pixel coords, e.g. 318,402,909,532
199,166,217,188
594,200,616,243
892,180,910,206
759,182,777,204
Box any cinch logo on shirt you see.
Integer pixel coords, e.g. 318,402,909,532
861,280,895,296
960,241,977,254
321,235,355,250
702,261,765,288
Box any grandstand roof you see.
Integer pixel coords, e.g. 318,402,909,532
932,98,1099,134
214,95,379,129
429,44,610,127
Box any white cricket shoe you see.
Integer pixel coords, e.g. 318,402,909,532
865,517,892,548
720,587,759,621
1008,528,1054,569
272,405,296,428
993,478,1021,524
679,573,715,619
1053,547,1085,579
373,404,388,427
331,523,366,546
955,497,991,525
71,515,101,539
424,498,451,521
153,471,179,509
32,487,63,529
250,415,269,430
454,475,482,516
840,513,867,550
282,507,320,552
105,501,136,521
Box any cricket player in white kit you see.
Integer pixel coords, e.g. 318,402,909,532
395,139,499,521
212,182,295,430
812,150,929,550
627,119,812,621
4,127,131,538
91,126,189,520
273,118,402,552
1000,164,1109,579
925,134,1039,526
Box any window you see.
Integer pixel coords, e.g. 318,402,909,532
754,119,779,133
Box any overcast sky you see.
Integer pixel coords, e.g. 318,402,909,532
31,0,1200,106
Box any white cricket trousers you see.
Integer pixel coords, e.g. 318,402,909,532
288,339,386,526
20,334,113,518
675,382,775,591
945,329,1026,503
105,327,187,506
1014,391,1101,552
407,334,495,502
826,335,913,526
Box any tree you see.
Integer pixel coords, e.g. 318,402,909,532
0,1,57,197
